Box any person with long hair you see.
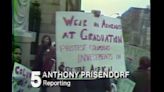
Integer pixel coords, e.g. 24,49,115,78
33,35,56,92
33,35,56,71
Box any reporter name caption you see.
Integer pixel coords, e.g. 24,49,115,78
31,71,129,88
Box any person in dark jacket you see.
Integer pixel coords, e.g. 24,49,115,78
33,35,56,71
33,35,56,92
129,56,151,92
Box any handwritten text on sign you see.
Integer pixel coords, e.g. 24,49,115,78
56,12,126,72
12,62,40,92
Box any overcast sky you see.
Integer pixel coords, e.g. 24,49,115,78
81,0,150,17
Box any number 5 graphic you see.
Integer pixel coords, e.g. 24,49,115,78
31,71,41,87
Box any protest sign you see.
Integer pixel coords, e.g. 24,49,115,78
117,78,135,92
56,12,126,72
125,44,150,62
125,44,150,72
12,62,40,92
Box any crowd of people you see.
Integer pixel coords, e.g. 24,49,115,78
12,34,151,92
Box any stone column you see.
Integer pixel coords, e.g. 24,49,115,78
13,0,36,68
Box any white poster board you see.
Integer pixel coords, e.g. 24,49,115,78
125,44,150,72
56,12,126,72
125,44,150,62
12,62,40,92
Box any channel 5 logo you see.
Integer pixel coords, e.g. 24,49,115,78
31,71,42,87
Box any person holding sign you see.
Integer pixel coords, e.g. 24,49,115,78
12,45,24,92
33,35,56,92
12,45,22,64
129,56,151,92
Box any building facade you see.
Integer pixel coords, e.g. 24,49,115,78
121,7,150,50
13,0,81,68
29,0,81,67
